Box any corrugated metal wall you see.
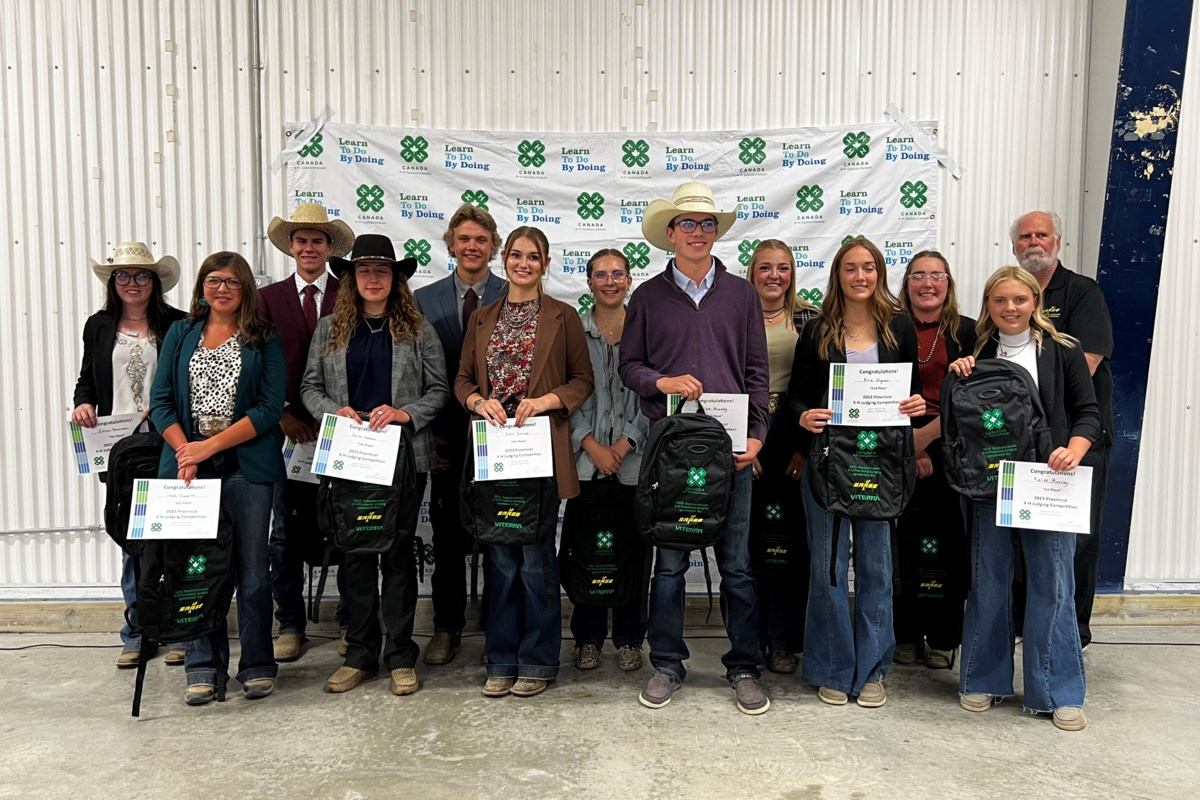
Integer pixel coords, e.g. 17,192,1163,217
5,0,1175,597
1125,6,1200,590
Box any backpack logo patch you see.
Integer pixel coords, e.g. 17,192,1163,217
186,555,207,577
686,467,707,488
982,409,1005,432
596,531,613,551
765,504,782,521
856,431,879,452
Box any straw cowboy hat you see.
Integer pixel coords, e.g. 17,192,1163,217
640,181,740,253
329,234,419,281
267,202,355,257
89,242,181,292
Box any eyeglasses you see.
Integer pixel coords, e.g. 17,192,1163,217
203,276,243,290
908,272,948,284
671,219,719,234
590,270,628,283
114,271,153,286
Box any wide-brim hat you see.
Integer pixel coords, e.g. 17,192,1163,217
267,202,355,257
329,233,418,280
641,181,740,253
89,242,181,292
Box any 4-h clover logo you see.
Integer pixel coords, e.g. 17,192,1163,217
766,504,782,521
93,456,105,467
738,136,767,165
623,241,650,270
297,132,323,158
686,467,707,488
332,460,345,471
981,409,1005,431
1019,509,1032,521
186,554,207,577
461,189,489,210
415,540,435,565
848,408,861,419
856,430,879,451
920,537,938,555
517,139,546,168
493,463,504,473
400,135,428,163
577,192,605,220
404,238,432,266
622,138,650,168
798,288,824,306
578,295,596,314
738,239,762,267
151,523,163,533
900,180,929,209
795,184,824,212
356,184,385,213
842,131,871,159
596,531,614,551
291,465,301,474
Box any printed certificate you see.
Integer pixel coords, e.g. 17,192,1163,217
996,460,1093,535
472,417,553,481
828,363,912,427
312,413,402,486
68,412,144,474
668,393,750,452
282,438,320,484
127,478,222,540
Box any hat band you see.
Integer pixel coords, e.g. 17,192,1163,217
674,195,718,208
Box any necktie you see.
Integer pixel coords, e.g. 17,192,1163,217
302,284,319,334
462,287,478,331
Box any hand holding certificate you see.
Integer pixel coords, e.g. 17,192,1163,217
828,363,913,427
472,417,553,481
667,393,749,452
282,438,320,484
127,478,222,540
996,460,1093,534
312,413,402,486
68,412,144,474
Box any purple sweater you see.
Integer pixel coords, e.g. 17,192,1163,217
619,258,770,443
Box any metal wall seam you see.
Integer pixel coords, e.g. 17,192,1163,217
1126,5,1200,589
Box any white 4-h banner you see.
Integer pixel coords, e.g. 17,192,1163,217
286,121,939,312
287,120,938,597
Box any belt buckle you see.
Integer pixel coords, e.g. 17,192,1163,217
197,415,231,437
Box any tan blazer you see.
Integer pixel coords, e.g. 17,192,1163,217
454,294,594,499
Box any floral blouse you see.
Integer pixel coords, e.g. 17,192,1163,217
486,299,540,413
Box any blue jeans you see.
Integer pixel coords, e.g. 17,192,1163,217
268,481,348,635
186,471,278,687
485,528,562,681
801,466,894,696
570,602,646,649
647,466,759,683
960,501,1085,712
119,551,144,650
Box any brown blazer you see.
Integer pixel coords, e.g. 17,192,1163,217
454,294,594,499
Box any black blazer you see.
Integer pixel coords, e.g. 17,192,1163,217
976,336,1100,448
785,313,922,452
73,307,186,416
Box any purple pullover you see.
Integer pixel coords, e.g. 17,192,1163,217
619,257,770,443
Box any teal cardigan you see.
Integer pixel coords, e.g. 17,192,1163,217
149,317,286,484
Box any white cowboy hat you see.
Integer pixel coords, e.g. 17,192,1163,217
267,202,355,257
640,181,740,253
89,242,181,292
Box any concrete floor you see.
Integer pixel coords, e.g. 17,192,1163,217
1,626,1197,800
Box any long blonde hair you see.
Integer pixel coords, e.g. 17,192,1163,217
899,250,965,347
973,266,1075,357
748,239,816,331
816,237,899,356
324,265,424,353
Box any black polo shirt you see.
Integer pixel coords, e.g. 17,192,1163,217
1042,262,1114,448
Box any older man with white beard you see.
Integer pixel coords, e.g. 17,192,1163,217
1010,211,1114,650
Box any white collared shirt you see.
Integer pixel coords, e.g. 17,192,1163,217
670,258,716,305
293,271,330,309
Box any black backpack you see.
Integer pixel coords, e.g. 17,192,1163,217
460,473,559,547
634,408,734,551
104,431,166,560
808,425,916,520
560,479,651,608
748,476,806,579
941,359,1052,501
316,434,419,554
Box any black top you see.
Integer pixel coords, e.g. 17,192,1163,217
1042,263,1114,447
73,307,186,416
347,321,393,411
785,313,923,452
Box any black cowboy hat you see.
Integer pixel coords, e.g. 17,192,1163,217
328,234,418,280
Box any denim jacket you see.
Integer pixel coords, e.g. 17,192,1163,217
569,310,649,486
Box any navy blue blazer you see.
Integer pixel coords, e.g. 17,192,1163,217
149,317,286,484
413,271,507,439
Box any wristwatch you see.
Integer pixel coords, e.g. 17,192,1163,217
472,397,485,412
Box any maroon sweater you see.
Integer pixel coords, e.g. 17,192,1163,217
619,258,770,443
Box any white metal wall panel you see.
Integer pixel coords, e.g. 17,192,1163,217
0,0,1119,594
1126,7,1200,590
